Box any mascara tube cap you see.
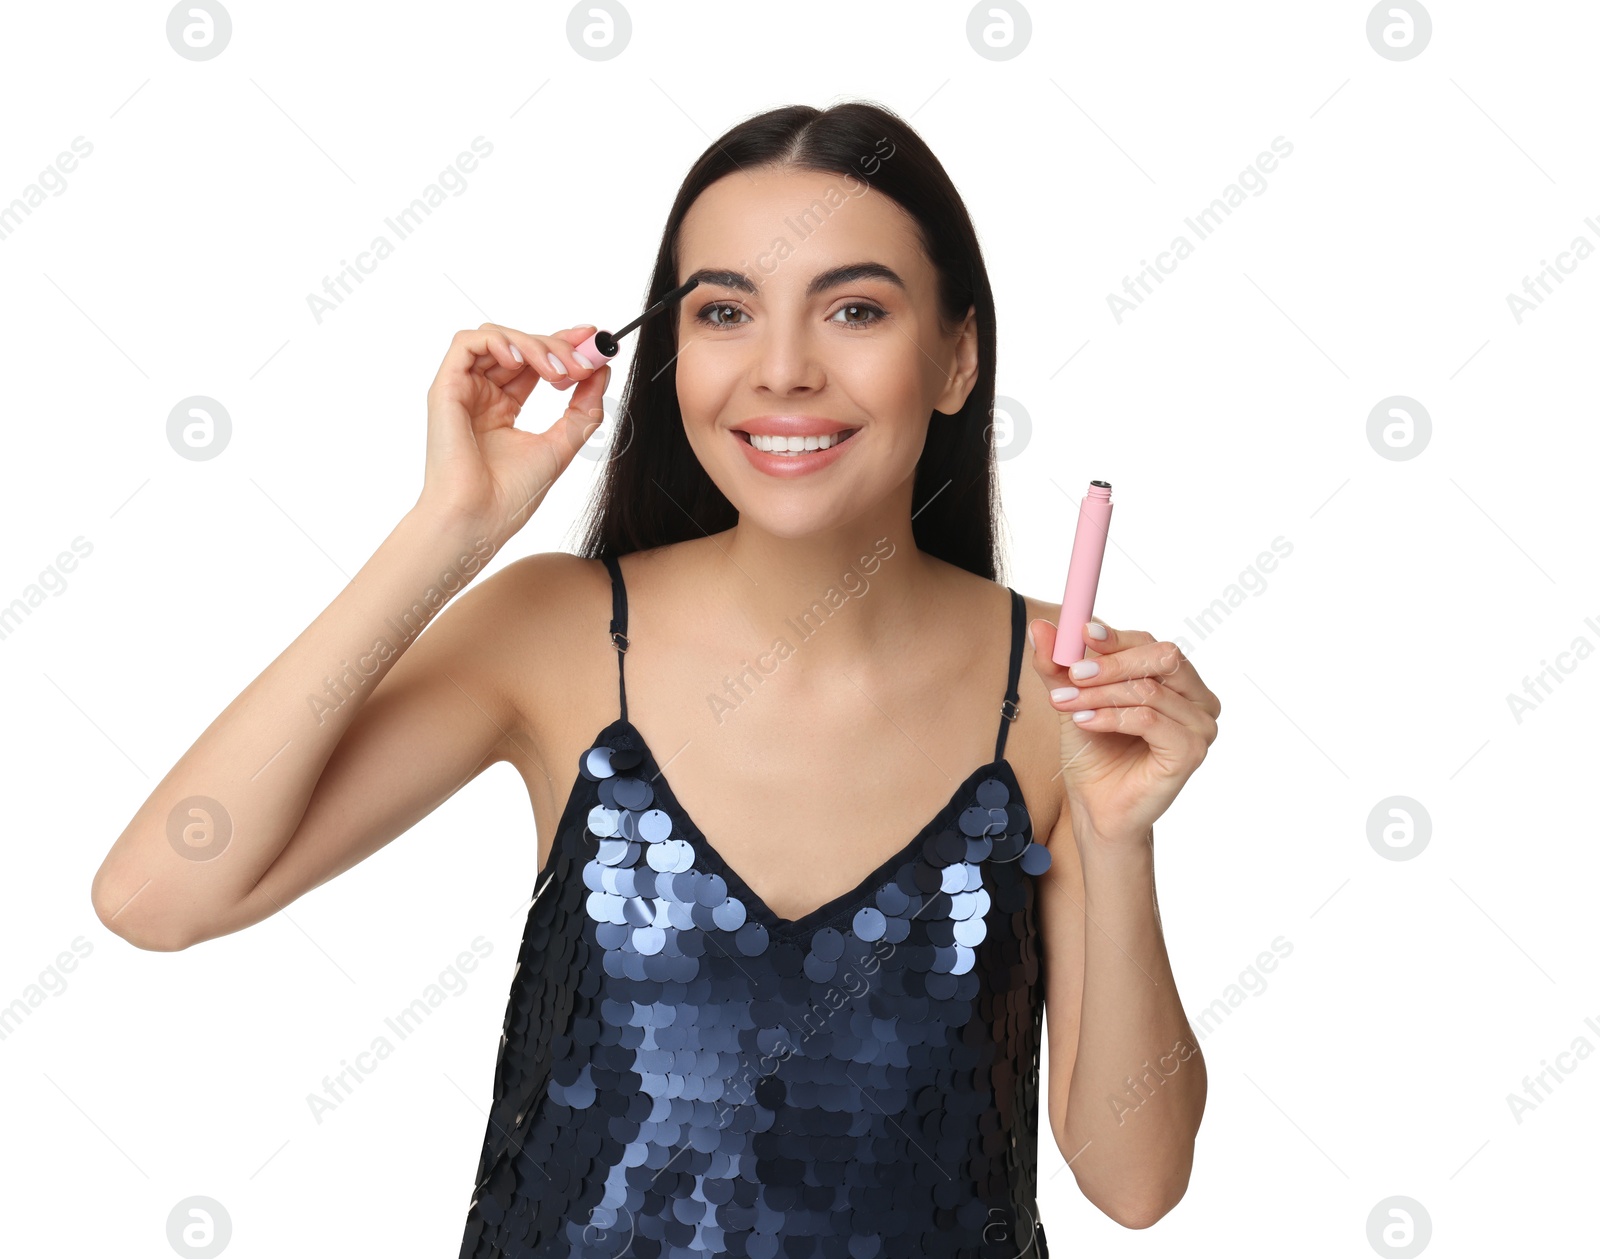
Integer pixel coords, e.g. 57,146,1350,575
573,329,620,366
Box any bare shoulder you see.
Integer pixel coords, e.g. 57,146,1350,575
485,544,710,852
1018,592,1061,638
475,550,615,748
488,537,716,735
487,548,610,646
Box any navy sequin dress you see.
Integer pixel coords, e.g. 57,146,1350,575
459,553,1052,1258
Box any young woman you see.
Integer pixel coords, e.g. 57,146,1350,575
93,101,1218,1256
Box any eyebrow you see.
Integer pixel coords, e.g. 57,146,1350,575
681,261,907,299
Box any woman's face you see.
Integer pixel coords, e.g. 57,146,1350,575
672,164,978,538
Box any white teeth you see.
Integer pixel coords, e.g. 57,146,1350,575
747,430,852,453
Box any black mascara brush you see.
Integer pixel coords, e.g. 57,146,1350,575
572,276,702,367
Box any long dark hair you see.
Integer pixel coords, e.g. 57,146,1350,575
573,100,1003,582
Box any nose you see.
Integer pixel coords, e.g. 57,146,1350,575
746,310,826,395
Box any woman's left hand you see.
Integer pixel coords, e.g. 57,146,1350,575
1027,619,1221,851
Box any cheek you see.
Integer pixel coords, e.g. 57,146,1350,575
672,341,735,426
840,335,936,424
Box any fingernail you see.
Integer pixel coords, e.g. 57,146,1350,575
1050,686,1078,703
508,343,524,364
573,351,596,370
1026,621,1035,649
1086,621,1107,640
1069,659,1099,680
547,353,567,377
585,406,605,421
1072,709,1096,723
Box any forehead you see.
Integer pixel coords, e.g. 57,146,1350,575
677,165,929,288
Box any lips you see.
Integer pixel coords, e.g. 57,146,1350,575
733,413,854,433
731,422,862,476
736,428,857,454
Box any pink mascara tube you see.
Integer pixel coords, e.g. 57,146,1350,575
1051,480,1113,668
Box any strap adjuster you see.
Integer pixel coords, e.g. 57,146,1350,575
1001,696,1020,722
610,630,629,653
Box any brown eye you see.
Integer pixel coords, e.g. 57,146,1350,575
830,303,887,328
696,302,749,328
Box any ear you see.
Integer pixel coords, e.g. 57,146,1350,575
932,304,979,417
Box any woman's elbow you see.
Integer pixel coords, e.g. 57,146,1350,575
1103,1188,1185,1230
1052,1130,1193,1229
91,879,194,952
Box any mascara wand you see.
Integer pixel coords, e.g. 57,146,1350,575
574,277,702,367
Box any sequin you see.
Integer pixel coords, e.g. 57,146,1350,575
711,897,747,932
459,556,1050,1258
638,808,673,842
853,906,887,942
612,776,654,811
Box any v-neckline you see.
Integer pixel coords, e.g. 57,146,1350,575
585,715,1030,941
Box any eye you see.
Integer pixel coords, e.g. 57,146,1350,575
694,301,750,329
830,302,887,328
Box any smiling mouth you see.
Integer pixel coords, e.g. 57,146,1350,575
735,428,860,454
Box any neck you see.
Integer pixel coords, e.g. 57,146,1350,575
705,508,937,675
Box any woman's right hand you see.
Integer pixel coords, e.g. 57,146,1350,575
416,321,612,545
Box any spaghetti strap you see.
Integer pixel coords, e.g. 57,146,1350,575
600,550,629,723
995,587,1025,762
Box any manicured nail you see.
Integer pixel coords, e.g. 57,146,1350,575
1069,659,1099,680
547,353,567,377
1050,686,1078,703
573,351,596,369
1072,709,1096,723
1086,621,1107,640
1026,621,1035,649
507,342,523,363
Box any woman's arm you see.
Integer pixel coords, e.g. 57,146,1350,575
91,318,614,951
1049,823,1205,1228
1026,613,1219,1226
89,508,529,951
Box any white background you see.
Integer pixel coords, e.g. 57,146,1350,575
1,1,1594,1255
